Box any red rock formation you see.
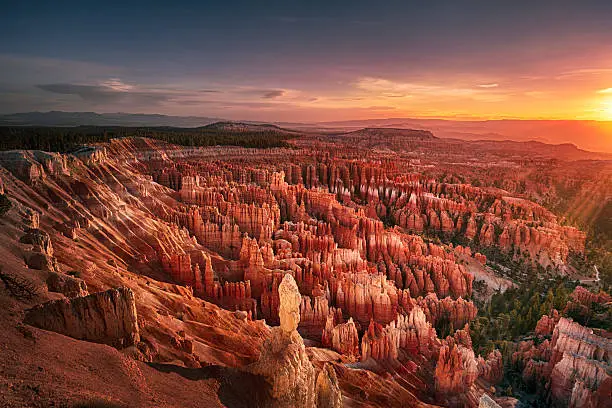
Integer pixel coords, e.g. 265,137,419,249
20,229,61,272
435,340,479,395
407,292,477,330
299,294,342,339
548,318,611,407
361,306,440,361
1,133,600,407
477,350,504,385
535,309,560,336
46,272,88,297
323,316,360,357
24,287,140,348
516,316,611,407
361,319,398,361
334,272,398,327
563,286,612,322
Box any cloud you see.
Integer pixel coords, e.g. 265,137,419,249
354,77,510,103
36,83,124,102
597,88,612,94
33,78,315,112
234,88,289,99
382,92,409,98
555,68,612,79
524,91,548,98
355,77,477,97
101,78,134,92
262,90,285,99
365,105,396,110
36,79,173,105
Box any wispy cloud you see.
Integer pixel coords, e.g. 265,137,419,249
597,87,612,94
355,77,506,102
356,77,477,97
36,79,179,105
555,68,612,80
101,78,134,92
524,91,548,98
478,83,499,88
262,90,285,99
36,83,127,103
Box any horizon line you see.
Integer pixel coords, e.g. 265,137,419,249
2,110,612,124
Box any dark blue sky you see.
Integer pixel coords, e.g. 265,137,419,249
2,1,612,121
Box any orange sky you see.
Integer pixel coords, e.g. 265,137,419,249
3,1,612,129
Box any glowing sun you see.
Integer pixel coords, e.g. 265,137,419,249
602,100,612,120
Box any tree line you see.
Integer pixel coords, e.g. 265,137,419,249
0,126,297,152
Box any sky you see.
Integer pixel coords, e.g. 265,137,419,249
1,0,612,122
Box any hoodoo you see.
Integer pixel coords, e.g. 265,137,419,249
249,273,342,408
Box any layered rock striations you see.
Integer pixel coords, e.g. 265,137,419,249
435,340,479,395
24,287,140,348
515,316,611,408
548,318,611,407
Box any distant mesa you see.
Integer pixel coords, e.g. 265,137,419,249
201,121,299,134
337,127,438,140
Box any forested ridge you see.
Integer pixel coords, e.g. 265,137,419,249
0,125,297,152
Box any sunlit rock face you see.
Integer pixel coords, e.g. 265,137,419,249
24,287,140,348
248,274,342,408
515,316,612,408
0,133,604,408
435,341,479,395
548,318,611,407
278,273,302,333
479,394,502,408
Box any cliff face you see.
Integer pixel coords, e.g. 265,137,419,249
548,318,611,407
515,316,611,408
24,287,140,348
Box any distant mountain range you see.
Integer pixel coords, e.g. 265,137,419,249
312,117,612,154
1,111,611,154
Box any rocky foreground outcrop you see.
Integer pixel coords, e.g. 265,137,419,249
24,287,140,348
46,271,88,297
248,274,342,408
